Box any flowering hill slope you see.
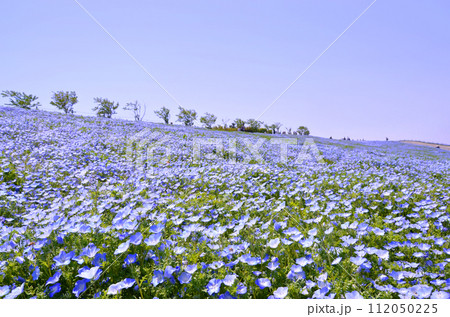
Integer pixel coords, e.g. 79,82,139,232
0,106,449,299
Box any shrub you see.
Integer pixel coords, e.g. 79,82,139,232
50,91,78,114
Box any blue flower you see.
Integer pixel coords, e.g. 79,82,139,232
53,250,75,267
32,266,40,280
219,291,236,299
345,291,364,299
73,279,88,298
206,278,222,295
92,253,107,266
178,272,192,284
77,266,102,280
46,271,62,286
81,243,100,258
0,285,10,298
267,259,280,271
236,283,247,295
124,254,138,266
255,278,271,289
114,240,130,255
350,256,367,266
152,270,164,287
145,233,162,246
185,264,198,274
164,266,177,279
223,274,237,286
4,283,24,299
174,246,186,255
49,283,61,298
129,232,143,245
107,278,136,295
409,285,433,299
267,238,280,248
149,223,164,233
296,256,313,267
331,257,342,265
273,287,288,299
430,291,450,299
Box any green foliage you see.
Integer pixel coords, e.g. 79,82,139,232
297,126,310,135
176,106,197,126
93,97,119,118
1,90,41,110
200,112,217,129
232,118,245,130
246,119,262,132
124,101,146,121
50,91,78,114
154,106,170,124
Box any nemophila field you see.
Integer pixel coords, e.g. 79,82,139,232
0,106,449,299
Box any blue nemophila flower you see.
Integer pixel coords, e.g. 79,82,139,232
345,291,364,299
296,256,313,267
145,233,162,246
206,278,222,295
92,253,106,266
129,232,143,245
300,237,314,248
273,287,288,299
4,283,24,299
164,266,177,279
81,243,100,258
178,272,192,284
149,223,164,233
255,278,271,289
350,256,367,266
114,240,130,255
375,249,389,260
372,227,385,236
32,266,40,280
46,271,62,286
240,254,260,266
124,254,138,266
267,258,280,271
185,264,198,274
236,283,247,295
409,285,433,299
53,250,75,267
49,283,61,298
0,285,10,298
267,238,280,248
430,291,450,299
107,278,136,295
152,270,164,287
72,279,88,298
174,246,186,255
223,274,237,286
219,291,236,299
331,257,342,265
209,260,225,269
308,228,318,236
77,266,102,280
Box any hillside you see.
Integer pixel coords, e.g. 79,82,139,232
0,106,449,299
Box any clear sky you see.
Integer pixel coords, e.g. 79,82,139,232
1,0,449,143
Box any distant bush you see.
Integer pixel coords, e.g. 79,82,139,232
50,91,78,114
1,90,41,110
93,97,119,118
154,106,170,124
297,126,310,135
124,100,146,121
200,112,217,129
176,106,197,126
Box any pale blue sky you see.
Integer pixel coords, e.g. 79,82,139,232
1,1,449,143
